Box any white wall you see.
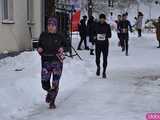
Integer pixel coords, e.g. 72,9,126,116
0,0,31,54
32,0,42,39
0,0,2,22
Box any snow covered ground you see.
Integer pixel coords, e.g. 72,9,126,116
0,32,160,120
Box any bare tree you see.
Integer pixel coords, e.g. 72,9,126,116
91,0,153,15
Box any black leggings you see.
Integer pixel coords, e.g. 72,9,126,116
95,44,109,73
121,34,129,54
138,29,142,37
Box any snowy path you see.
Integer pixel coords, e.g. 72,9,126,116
26,78,160,120
0,33,160,120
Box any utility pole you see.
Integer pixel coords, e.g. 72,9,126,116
108,0,114,16
108,0,114,8
88,0,93,18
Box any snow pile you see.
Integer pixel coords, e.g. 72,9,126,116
0,48,92,120
0,52,42,120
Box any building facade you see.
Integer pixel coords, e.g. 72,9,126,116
0,0,44,54
0,0,80,54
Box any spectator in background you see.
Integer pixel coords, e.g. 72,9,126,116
118,14,133,56
135,12,144,37
108,12,114,23
77,15,89,50
108,12,116,29
115,15,123,49
152,16,160,48
87,16,96,55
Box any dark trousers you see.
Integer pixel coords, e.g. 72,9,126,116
158,40,160,47
89,36,95,49
78,35,88,49
138,29,142,37
118,33,122,47
121,34,129,55
95,43,109,73
89,35,94,44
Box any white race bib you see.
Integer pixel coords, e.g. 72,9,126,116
97,34,106,41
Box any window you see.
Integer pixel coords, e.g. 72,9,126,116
0,0,2,22
27,0,33,23
2,0,14,24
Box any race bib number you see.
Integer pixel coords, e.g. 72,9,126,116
122,29,128,33
97,34,106,41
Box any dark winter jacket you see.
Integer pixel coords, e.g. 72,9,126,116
38,32,65,62
95,22,112,45
115,20,122,34
79,19,87,37
87,19,96,42
136,15,143,29
118,20,132,35
153,21,160,41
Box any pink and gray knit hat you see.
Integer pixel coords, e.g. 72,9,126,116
48,17,58,27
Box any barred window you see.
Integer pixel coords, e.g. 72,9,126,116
0,0,2,21
2,0,14,23
27,0,33,22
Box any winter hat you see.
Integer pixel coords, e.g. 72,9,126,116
125,12,128,16
83,15,87,19
48,17,58,27
138,11,143,16
99,14,106,19
122,13,127,17
89,16,94,20
158,16,160,22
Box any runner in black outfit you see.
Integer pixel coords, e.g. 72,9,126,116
115,15,123,49
94,14,112,79
117,14,132,56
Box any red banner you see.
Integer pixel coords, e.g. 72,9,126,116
68,0,81,32
71,10,80,31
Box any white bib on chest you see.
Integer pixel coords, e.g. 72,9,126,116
97,34,106,41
